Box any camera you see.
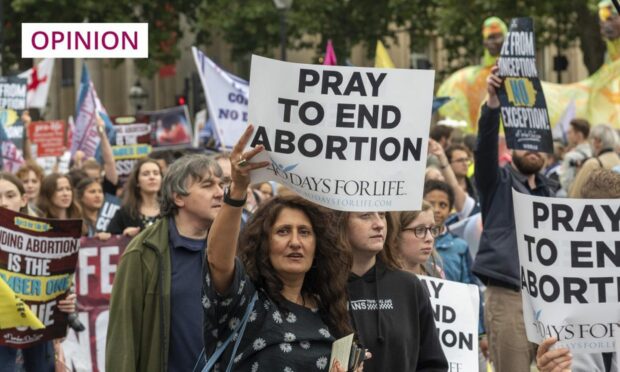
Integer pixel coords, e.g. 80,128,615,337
348,342,367,371
568,157,588,167
67,312,85,332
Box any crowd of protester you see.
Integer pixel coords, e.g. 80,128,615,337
2,49,620,372
1,78,619,372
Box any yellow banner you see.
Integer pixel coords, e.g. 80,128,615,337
0,278,44,330
375,41,395,69
0,269,72,302
112,144,152,160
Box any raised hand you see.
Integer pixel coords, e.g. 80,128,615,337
228,125,269,197
486,65,503,109
428,138,446,159
21,110,32,127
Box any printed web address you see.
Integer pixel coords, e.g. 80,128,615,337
297,189,393,209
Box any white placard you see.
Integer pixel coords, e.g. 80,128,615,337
513,189,620,353
246,55,435,211
192,48,249,149
420,276,480,371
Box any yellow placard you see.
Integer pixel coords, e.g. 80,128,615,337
0,270,72,302
0,277,44,330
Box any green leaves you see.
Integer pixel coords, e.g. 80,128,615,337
1,0,604,76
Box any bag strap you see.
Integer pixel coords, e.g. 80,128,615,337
200,292,258,372
224,293,256,372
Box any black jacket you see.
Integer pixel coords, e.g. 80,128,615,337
347,259,448,372
473,105,554,289
107,206,141,235
107,206,161,235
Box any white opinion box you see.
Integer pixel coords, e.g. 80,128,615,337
22,23,148,58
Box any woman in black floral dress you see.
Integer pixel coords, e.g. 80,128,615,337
203,126,353,372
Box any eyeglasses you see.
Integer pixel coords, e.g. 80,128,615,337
402,225,442,239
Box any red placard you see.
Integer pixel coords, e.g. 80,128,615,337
28,120,66,157
0,207,82,348
63,236,130,372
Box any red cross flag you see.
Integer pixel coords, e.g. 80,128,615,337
18,58,55,110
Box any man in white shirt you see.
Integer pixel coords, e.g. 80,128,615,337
559,119,591,196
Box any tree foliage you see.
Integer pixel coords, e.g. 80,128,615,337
435,0,604,75
2,0,200,76
2,0,605,77
194,0,604,75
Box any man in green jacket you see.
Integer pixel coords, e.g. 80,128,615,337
106,154,225,372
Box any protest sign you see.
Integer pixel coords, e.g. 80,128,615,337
62,236,130,372
246,55,434,211
193,109,208,148
0,77,27,110
28,120,67,157
148,106,192,149
1,109,25,149
192,47,249,149
419,276,479,371
1,141,25,173
0,109,25,172
111,115,152,182
513,189,620,353
0,207,82,348
497,18,552,153
35,150,71,176
448,213,482,258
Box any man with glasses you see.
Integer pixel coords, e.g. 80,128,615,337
445,144,478,202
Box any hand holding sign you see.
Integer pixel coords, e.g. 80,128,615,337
230,125,269,197
21,110,31,128
57,293,77,313
536,337,572,372
486,66,502,109
96,113,105,137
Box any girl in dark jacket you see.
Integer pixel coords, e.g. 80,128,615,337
335,210,448,372
107,158,162,236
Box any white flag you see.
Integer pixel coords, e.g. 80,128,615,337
192,47,249,148
552,99,576,144
18,58,55,109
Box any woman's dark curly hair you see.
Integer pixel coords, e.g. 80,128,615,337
239,195,353,338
